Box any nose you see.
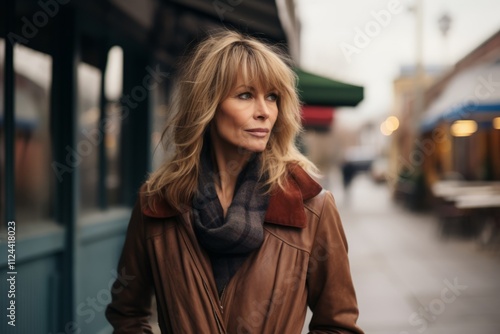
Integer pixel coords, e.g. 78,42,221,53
254,95,270,120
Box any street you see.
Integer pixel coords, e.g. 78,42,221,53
301,170,500,334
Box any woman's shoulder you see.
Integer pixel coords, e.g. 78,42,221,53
285,164,339,218
286,163,323,199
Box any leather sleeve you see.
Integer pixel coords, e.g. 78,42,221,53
105,199,154,333
306,191,364,334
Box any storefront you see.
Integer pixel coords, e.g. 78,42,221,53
420,61,500,183
295,68,364,132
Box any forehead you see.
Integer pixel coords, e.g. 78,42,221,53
233,66,278,92
221,44,289,95
233,73,269,90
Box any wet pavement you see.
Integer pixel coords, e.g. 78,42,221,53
301,169,500,334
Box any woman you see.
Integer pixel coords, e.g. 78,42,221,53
106,30,363,334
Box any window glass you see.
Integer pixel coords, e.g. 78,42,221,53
77,62,101,213
105,101,122,205
7,44,53,223
105,46,123,206
0,37,5,224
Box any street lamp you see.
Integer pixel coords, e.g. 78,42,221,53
438,13,451,37
438,12,452,66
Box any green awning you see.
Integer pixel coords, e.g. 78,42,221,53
295,68,364,107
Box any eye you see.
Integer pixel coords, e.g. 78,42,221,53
267,93,279,102
238,92,252,100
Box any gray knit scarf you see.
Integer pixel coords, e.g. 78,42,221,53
191,142,270,294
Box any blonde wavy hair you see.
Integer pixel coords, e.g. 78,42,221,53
144,29,319,212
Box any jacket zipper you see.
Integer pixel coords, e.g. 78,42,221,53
219,285,227,313
203,281,224,334
179,213,225,333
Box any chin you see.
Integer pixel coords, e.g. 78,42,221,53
238,144,267,153
247,138,270,152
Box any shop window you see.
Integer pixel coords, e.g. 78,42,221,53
492,126,500,180
77,62,101,213
104,46,123,206
0,42,54,224
78,45,126,213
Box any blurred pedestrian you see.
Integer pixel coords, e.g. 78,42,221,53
106,30,363,334
342,161,356,190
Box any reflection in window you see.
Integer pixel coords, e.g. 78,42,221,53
0,43,53,223
77,62,101,213
105,101,122,205
105,46,123,206
78,46,126,213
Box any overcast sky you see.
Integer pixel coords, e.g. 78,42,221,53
296,0,500,127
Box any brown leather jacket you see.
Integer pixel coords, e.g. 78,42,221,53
106,166,364,334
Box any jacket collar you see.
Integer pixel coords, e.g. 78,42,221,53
141,164,322,229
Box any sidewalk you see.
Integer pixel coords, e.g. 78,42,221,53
317,171,500,334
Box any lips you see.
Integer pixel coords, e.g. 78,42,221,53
245,128,269,138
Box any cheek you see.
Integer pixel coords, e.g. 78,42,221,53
220,113,248,133
217,103,249,128
214,109,247,139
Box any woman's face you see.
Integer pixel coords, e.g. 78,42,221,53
211,75,279,155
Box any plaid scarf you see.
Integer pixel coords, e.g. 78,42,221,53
191,143,270,294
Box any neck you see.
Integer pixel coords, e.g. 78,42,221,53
209,132,253,209
212,145,252,190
